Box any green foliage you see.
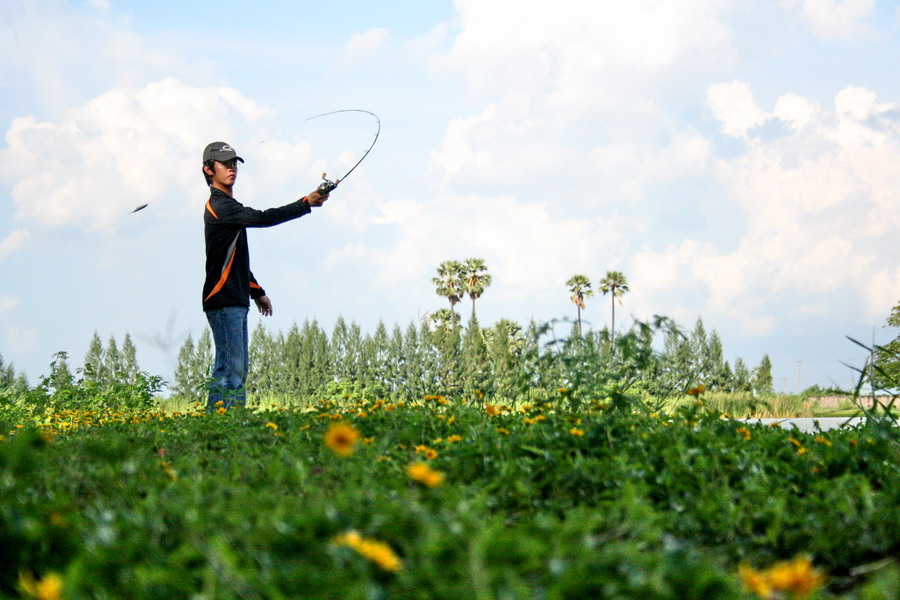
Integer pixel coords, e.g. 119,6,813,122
803,384,851,397
753,354,775,395
874,300,900,388
10,351,163,416
1,380,896,599
2,318,898,598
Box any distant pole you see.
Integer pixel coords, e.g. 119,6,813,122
796,360,803,395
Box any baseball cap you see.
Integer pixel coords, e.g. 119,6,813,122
203,141,244,164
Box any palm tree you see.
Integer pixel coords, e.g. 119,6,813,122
428,308,460,333
432,260,466,331
598,270,629,347
566,274,593,335
463,258,492,317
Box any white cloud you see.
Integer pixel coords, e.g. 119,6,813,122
0,295,19,314
635,82,900,330
784,0,876,41
706,80,768,138
0,78,314,231
0,229,29,259
344,28,389,63
434,0,733,103
0,0,200,117
773,93,820,130
425,0,734,206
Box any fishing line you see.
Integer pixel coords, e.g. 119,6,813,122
128,109,381,215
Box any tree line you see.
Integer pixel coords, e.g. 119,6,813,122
0,316,773,404
22,255,894,401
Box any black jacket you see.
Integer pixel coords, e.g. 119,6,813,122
202,187,311,311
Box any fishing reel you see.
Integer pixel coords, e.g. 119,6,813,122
317,173,338,196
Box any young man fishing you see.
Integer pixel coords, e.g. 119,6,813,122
201,141,329,411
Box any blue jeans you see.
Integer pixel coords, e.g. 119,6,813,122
205,306,249,411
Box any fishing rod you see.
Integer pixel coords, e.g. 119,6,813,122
130,109,381,214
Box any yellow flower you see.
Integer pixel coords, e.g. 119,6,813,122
569,428,584,436
18,571,63,600
333,530,403,572
788,437,803,448
363,437,374,445
686,385,706,396
766,556,826,597
484,404,500,416
446,434,463,444
813,435,831,446
216,407,227,415
325,422,361,457
265,422,278,431
496,427,510,435
214,400,224,408
159,461,177,481
739,564,773,599
406,462,444,487
736,427,752,440
739,556,826,599
424,448,438,460
414,445,428,454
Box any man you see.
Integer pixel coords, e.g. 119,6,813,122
201,141,329,411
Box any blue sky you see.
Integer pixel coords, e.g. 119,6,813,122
2,0,899,392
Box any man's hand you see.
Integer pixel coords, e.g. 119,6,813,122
306,179,338,207
306,189,330,207
255,295,273,317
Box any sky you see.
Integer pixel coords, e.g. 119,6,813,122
1,0,899,393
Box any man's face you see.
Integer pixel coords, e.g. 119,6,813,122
210,159,238,187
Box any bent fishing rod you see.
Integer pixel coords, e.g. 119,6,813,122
130,108,381,214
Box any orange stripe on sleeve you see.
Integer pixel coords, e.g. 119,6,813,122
206,199,219,219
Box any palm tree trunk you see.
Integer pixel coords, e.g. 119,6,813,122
610,292,616,350
577,306,582,336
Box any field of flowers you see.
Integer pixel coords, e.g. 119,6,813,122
1,392,898,599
